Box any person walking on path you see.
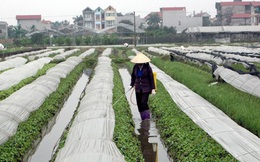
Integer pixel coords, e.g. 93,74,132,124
130,52,156,120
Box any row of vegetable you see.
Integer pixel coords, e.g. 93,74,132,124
149,55,260,138
0,49,97,161
125,57,237,161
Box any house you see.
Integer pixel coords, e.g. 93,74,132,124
81,5,145,34
0,21,8,38
194,12,211,26
216,0,260,26
82,7,94,29
104,6,117,28
16,15,51,31
117,13,145,29
94,7,105,30
160,7,203,33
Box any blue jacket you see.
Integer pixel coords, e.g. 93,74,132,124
130,63,155,93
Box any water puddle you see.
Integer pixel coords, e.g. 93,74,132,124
28,71,90,162
119,68,172,162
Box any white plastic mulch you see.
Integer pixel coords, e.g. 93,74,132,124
5,49,51,60
150,63,260,162
53,49,80,60
55,48,125,162
78,48,95,59
28,49,65,61
0,56,83,145
0,57,53,90
0,57,27,71
214,66,260,98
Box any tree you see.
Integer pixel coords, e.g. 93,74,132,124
52,21,62,30
75,36,83,45
73,15,83,26
145,26,176,36
8,25,16,38
146,13,161,27
14,24,27,38
30,25,37,32
61,20,70,28
30,33,44,45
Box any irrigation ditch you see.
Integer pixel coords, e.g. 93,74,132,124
28,72,90,162
119,68,172,162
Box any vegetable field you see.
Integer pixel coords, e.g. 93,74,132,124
0,45,259,162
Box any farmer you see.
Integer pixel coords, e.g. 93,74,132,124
130,52,156,120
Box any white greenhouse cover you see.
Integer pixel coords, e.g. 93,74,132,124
150,63,260,162
0,57,27,71
0,56,83,145
148,47,171,55
209,45,260,55
220,53,260,63
214,66,260,98
160,46,260,63
47,56,82,78
0,57,52,90
28,49,65,61
186,53,224,65
53,49,80,60
55,49,125,162
5,49,51,60
78,48,95,59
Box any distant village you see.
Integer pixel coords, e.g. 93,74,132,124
1,0,260,44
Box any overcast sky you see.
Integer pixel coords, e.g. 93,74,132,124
0,0,253,25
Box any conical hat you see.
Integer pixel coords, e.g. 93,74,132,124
130,53,151,63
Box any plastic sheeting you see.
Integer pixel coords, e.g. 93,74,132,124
186,53,223,65
5,49,51,60
55,49,125,162
0,57,53,90
47,57,82,78
213,66,260,98
209,45,260,55
148,47,171,55
28,49,65,60
78,48,95,59
150,63,260,162
0,57,27,71
164,45,260,63
0,56,83,145
53,49,80,60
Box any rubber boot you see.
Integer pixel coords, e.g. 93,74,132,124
140,110,150,120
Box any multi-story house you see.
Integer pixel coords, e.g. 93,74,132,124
0,21,8,38
82,5,144,33
16,15,51,31
94,7,105,30
104,6,116,28
216,0,260,26
160,7,202,33
82,7,94,29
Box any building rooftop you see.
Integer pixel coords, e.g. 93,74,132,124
16,15,42,20
160,7,186,11
220,1,260,6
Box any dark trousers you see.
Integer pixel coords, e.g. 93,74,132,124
135,90,150,112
